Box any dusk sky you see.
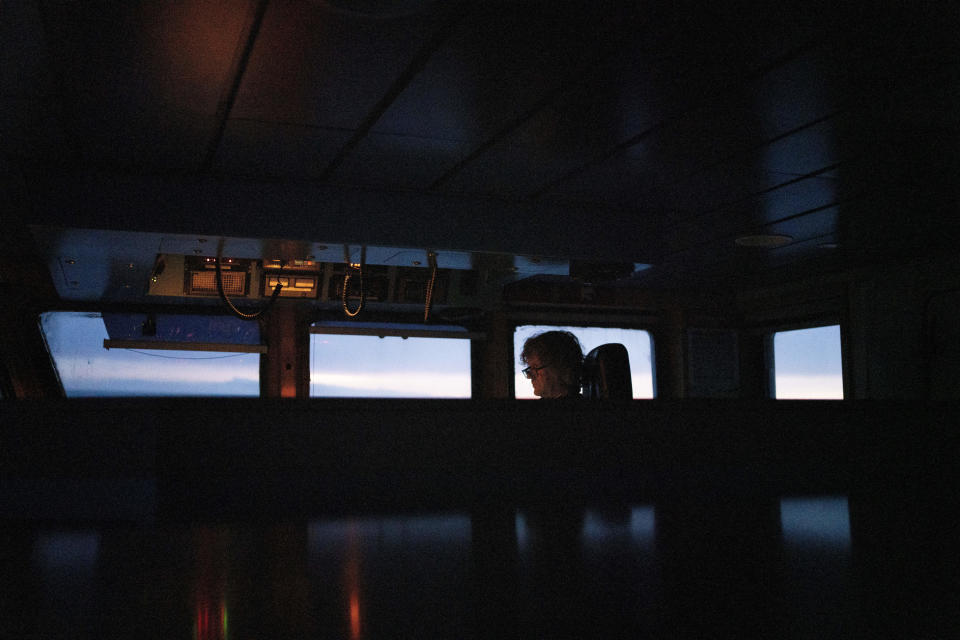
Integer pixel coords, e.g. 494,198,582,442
309,331,472,398
42,312,842,399
773,325,844,399
41,312,260,397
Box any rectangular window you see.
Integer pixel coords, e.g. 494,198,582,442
514,325,654,399
309,323,472,398
772,325,843,399
40,312,261,397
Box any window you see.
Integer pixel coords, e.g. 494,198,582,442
309,323,472,398
514,325,654,399
40,312,261,397
772,325,843,399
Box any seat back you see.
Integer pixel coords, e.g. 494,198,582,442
582,343,633,399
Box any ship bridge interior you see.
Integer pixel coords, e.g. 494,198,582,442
2,2,960,639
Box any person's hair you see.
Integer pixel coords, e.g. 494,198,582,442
521,330,584,392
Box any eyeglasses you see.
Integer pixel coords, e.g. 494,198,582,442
522,365,547,379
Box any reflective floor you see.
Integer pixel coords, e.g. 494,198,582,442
2,500,855,639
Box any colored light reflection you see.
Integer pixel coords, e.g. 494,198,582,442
193,528,229,640
349,591,361,639
308,515,473,637
195,599,227,640
345,524,363,640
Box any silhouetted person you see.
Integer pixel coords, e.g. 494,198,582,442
518,331,588,634
520,330,583,398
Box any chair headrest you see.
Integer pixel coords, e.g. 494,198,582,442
582,343,632,399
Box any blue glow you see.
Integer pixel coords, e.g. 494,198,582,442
581,507,656,547
780,496,851,548
308,514,472,551
35,532,100,570
629,506,656,544
515,511,530,550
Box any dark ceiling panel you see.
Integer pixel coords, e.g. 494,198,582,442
0,99,65,162
82,111,221,171
0,3,64,160
652,162,766,220
541,152,669,212
370,75,491,144
215,119,353,179
759,119,840,179
765,237,841,272
549,48,843,203
437,107,592,199
436,69,651,199
6,0,958,295
754,176,840,225
362,3,638,193
750,45,845,139
649,171,841,265
374,3,568,142
0,0,53,97
536,49,838,211
661,174,840,249
765,205,839,243
38,1,257,169
231,0,453,131
330,131,466,190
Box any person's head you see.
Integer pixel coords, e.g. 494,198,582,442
520,330,584,398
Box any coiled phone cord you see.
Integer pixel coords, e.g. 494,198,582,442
216,239,283,321
424,251,438,322
342,245,365,318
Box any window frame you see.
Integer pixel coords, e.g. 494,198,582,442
307,320,477,399
38,308,265,398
